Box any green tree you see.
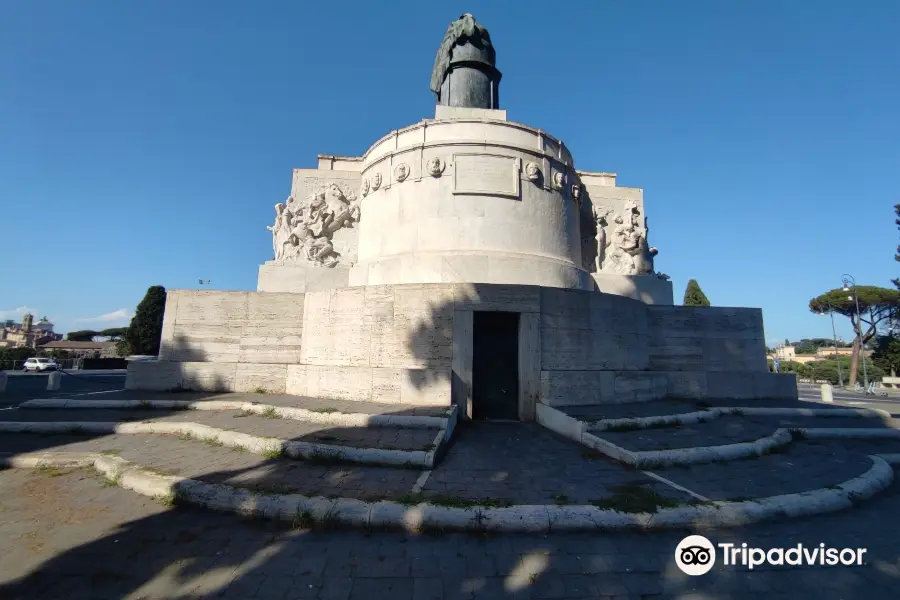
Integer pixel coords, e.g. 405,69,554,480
100,327,128,340
66,329,99,342
124,285,167,356
809,286,900,386
683,279,711,306
0,346,35,370
872,334,900,377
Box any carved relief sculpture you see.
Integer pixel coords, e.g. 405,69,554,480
371,172,382,190
524,161,540,182
394,163,410,182
571,184,581,202
597,203,658,276
592,205,612,272
360,177,370,197
426,157,444,176
268,184,361,268
552,171,565,190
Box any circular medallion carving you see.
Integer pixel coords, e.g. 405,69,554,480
426,157,444,177
394,163,410,182
552,171,565,190
371,172,382,190
360,177,370,197
524,162,541,182
571,184,581,201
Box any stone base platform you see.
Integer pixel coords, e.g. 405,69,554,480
257,262,350,293
590,273,674,305
1,393,897,532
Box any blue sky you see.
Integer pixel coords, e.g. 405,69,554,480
1,1,897,345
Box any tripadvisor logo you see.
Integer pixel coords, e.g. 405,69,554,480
675,535,716,576
675,535,868,575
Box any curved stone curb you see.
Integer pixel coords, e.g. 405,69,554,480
0,421,438,468
796,428,900,439
19,399,448,429
3,452,893,533
877,454,900,465
537,403,794,467
590,406,892,432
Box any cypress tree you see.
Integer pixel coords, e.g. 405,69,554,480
683,279,711,307
124,285,167,355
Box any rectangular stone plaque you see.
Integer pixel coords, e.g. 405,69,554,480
452,153,520,198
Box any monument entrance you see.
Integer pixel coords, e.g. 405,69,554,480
472,311,519,420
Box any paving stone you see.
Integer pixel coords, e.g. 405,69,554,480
591,415,778,452
2,468,900,599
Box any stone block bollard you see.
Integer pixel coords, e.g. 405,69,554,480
821,383,833,403
47,371,61,391
0,371,7,393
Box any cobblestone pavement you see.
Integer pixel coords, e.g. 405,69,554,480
0,408,440,451
652,442,874,501
1,467,899,599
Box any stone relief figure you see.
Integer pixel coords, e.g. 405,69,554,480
267,201,295,261
426,157,444,177
592,205,613,272
524,162,540,182
598,204,658,276
268,184,360,267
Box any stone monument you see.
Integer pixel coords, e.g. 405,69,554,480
127,14,797,415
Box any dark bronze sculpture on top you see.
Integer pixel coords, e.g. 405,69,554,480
430,14,502,110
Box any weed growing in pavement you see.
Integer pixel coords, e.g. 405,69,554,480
260,406,282,419
293,508,314,529
253,387,268,394
590,484,684,513
36,466,69,477
396,493,512,509
553,494,569,505
263,446,285,460
100,449,122,456
309,407,339,414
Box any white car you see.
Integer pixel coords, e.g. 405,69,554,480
23,357,59,372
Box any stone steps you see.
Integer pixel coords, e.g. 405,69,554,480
2,447,893,532
0,405,459,468
650,442,879,502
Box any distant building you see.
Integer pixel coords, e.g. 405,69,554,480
36,340,119,358
767,344,871,365
0,314,62,349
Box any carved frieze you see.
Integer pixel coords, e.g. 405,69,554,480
524,161,541,182
267,183,361,268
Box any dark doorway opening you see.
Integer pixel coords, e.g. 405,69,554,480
472,311,519,420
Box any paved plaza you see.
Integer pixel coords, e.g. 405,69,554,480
0,373,899,597
0,465,898,599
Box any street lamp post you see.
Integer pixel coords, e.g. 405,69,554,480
821,306,844,388
841,274,869,390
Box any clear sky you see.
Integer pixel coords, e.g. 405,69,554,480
1,1,897,345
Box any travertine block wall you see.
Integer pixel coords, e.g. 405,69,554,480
129,283,795,408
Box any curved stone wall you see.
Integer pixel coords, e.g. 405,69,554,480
349,118,594,290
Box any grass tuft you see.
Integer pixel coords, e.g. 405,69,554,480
591,484,684,513
37,465,69,477
309,407,339,414
263,446,285,460
260,406,282,419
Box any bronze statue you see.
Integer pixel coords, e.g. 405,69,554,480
430,14,501,109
